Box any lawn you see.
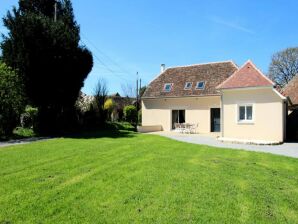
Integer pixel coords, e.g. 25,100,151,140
0,129,298,223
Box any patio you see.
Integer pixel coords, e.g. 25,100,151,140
149,131,298,158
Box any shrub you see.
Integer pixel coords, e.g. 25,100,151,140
123,105,137,125
13,127,36,138
0,62,25,137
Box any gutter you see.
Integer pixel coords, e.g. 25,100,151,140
142,94,221,100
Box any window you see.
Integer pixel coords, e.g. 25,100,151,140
163,83,173,92
184,82,192,90
196,81,205,90
238,105,253,122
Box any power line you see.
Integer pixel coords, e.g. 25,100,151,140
81,33,132,75
80,39,134,83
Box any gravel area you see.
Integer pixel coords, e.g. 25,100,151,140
0,137,52,148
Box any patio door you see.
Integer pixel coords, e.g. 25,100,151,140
172,110,185,129
211,108,220,132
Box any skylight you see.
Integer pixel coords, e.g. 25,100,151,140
196,81,205,90
163,83,173,92
184,82,192,90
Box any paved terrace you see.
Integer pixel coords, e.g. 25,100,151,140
149,131,298,158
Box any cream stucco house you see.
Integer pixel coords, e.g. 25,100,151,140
141,60,288,144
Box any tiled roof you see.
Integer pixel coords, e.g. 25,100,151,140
216,60,275,89
282,75,298,105
142,61,238,98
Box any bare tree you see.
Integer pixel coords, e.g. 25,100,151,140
93,78,108,110
269,47,298,87
121,83,136,98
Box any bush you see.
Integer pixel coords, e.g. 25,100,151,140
13,127,36,138
123,105,137,125
0,62,25,137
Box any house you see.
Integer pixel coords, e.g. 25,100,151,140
282,75,298,140
108,93,135,121
282,75,298,110
141,60,288,144
76,91,135,121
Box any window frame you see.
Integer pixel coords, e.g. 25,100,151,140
163,83,173,92
195,81,205,90
184,82,193,90
237,104,254,124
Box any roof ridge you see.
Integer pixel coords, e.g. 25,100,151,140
167,60,238,70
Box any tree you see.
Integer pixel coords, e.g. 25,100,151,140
268,47,298,87
1,0,93,134
121,83,135,97
93,79,108,123
0,61,25,137
75,91,94,114
140,86,146,97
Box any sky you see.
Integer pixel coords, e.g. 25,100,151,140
1,0,298,96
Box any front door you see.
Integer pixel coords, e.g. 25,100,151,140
211,108,220,132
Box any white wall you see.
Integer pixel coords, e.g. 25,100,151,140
142,96,221,133
222,88,285,142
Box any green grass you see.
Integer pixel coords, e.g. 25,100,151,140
0,130,298,223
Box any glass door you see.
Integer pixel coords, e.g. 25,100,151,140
172,110,185,129
211,108,220,132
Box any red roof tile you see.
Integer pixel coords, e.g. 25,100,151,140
216,60,275,89
142,61,238,98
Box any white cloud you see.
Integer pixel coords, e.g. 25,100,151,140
208,16,255,34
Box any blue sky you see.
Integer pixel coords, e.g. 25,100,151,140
1,0,298,95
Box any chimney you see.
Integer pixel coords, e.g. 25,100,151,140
160,64,166,73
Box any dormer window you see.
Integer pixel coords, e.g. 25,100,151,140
163,83,173,92
196,81,205,90
184,82,192,90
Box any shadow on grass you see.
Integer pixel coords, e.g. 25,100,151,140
62,122,138,139
1,122,138,142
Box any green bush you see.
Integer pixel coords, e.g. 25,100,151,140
0,62,25,137
13,127,36,138
123,105,137,125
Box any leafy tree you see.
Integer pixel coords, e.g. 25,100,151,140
140,86,146,97
75,91,93,114
268,47,298,87
0,61,25,137
123,105,137,125
1,0,93,134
